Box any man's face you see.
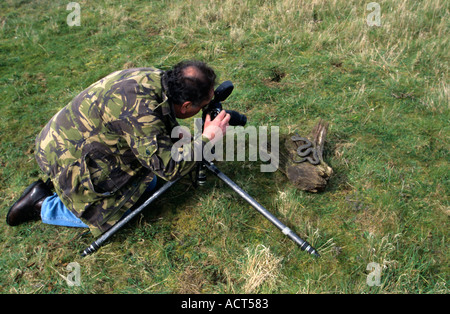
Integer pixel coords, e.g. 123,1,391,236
174,89,214,119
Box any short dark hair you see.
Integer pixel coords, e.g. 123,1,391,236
163,60,216,107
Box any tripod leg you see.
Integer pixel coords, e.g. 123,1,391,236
81,178,180,257
204,161,320,257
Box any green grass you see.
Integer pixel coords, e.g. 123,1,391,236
0,0,448,293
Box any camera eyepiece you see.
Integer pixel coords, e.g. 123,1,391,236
202,81,247,127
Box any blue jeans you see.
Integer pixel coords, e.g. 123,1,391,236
41,176,158,228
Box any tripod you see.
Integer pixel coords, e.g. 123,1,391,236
81,160,320,257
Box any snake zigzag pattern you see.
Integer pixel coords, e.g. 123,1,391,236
291,133,320,165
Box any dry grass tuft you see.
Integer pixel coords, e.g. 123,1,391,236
240,244,283,293
176,266,208,294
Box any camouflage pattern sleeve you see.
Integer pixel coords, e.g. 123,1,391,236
123,117,208,181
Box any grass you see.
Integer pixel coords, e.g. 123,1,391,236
0,0,448,293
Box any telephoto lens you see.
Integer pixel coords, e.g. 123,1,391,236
226,110,247,126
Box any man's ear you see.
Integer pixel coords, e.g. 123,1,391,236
180,101,192,114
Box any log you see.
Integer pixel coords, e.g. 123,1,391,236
279,119,333,192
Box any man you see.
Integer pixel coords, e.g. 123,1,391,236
6,60,230,237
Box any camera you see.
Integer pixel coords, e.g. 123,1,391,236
196,81,247,186
202,81,247,127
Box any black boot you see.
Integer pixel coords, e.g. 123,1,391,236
6,179,53,226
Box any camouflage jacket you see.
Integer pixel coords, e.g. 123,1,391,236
35,68,202,237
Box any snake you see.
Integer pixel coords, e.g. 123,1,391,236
291,134,320,165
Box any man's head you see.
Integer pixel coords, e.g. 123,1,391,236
163,60,216,119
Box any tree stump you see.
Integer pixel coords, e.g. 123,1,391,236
279,119,333,192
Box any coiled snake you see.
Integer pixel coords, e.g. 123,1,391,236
291,133,320,165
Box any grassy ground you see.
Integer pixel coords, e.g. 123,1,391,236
0,0,448,293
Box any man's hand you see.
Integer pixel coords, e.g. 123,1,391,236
202,110,231,141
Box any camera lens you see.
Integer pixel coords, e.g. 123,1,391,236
226,110,247,126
